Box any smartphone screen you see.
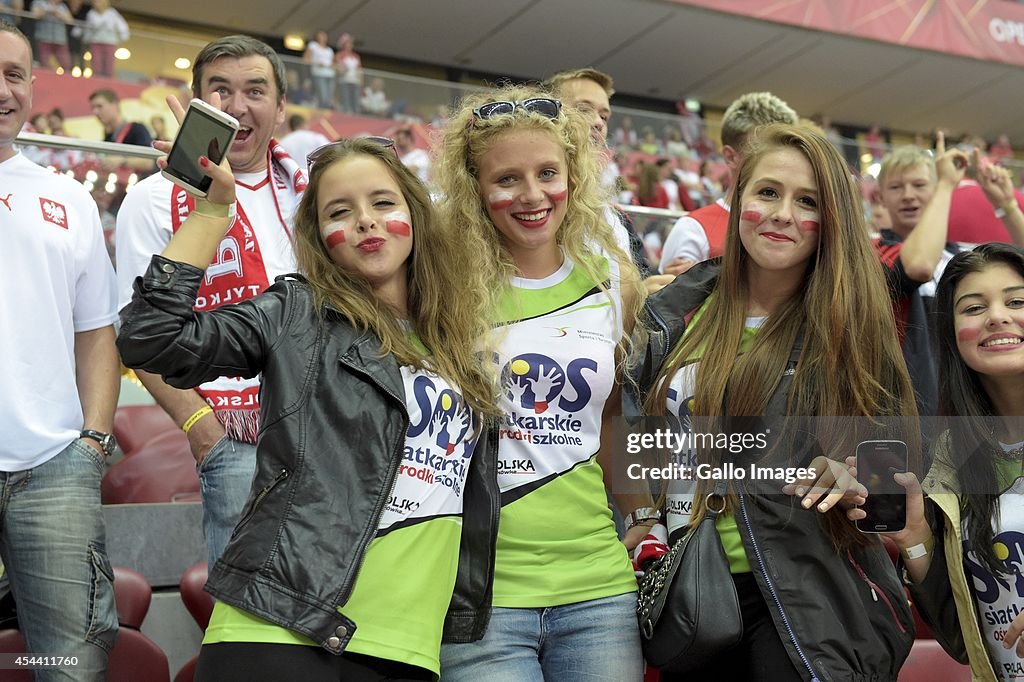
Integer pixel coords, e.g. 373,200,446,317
164,104,237,193
856,440,908,533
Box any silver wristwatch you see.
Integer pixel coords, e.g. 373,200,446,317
624,506,661,529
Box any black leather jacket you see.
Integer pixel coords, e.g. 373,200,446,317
629,261,914,682
117,256,499,653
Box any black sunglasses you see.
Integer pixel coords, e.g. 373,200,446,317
471,98,562,122
306,136,396,171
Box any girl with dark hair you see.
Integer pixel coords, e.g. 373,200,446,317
893,242,1024,681
118,102,501,680
635,122,920,680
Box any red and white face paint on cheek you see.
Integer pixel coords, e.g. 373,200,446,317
799,219,820,233
547,182,568,204
384,210,412,237
957,327,981,344
322,221,348,250
488,191,514,211
740,208,765,224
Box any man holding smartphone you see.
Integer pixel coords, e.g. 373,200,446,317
115,35,306,567
0,22,120,677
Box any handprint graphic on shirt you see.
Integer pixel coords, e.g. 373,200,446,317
528,365,559,414
442,408,469,456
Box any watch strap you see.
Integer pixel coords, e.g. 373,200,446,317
625,506,661,529
80,429,114,456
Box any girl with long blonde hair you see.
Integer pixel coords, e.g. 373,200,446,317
434,84,649,681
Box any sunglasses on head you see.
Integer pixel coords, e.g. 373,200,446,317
471,98,562,123
306,136,396,171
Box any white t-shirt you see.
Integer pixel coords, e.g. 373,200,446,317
660,178,681,212
305,42,335,78
279,129,330,169
0,153,118,471
337,53,361,84
400,147,431,184
964,465,1024,681
659,197,730,273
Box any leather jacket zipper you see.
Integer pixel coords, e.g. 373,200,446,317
846,550,907,635
336,358,408,601
236,468,290,530
739,494,821,682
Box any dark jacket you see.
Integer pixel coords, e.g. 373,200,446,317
629,260,915,682
117,256,499,653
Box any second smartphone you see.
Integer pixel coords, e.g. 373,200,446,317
855,439,908,533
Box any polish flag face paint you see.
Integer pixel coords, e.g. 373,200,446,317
384,211,412,237
799,220,820,233
488,191,514,211
740,209,764,224
547,183,568,203
323,222,347,249
957,327,980,344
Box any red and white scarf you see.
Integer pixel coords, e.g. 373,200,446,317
170,139,307,443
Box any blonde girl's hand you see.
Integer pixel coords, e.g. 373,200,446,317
155,93,236,207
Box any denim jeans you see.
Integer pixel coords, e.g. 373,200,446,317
198,437,257,567
0,439,118,681
440,592,643,682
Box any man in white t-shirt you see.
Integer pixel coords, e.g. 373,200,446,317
0,22,119,677
395,126,430,184
279,112,330,167
659,92,797,276
115,35,305,567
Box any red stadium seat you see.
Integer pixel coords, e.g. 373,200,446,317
174,655,198,682
176,562,213,682
101,432,199,504
898,639,971,681
113,566,153,630
113,405,179,456
107,628,171,682
0,629,31,682
0,566,170,681
179,562,213,632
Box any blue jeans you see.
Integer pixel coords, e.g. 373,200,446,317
0,439,118,681
440,593,643,682
198,437,257,567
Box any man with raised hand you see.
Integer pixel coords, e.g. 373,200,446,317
115,35,306,567
0,21,119,678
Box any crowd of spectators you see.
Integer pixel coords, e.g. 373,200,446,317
10,17,1024,272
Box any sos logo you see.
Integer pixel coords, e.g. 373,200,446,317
499,353,598,414
666,387,695,428
407,375,474,457
965,530,1024,603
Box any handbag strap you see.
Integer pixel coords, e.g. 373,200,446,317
702,480,728,521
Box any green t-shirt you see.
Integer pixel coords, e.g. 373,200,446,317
490,254,637,606
662,300,763,573
203,360,477,677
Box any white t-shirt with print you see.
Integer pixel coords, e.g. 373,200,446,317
0,153,118,470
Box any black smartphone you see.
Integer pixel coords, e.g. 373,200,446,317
161,98,239,198
856,440,908,533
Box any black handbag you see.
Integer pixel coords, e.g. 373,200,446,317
635,483,743,672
